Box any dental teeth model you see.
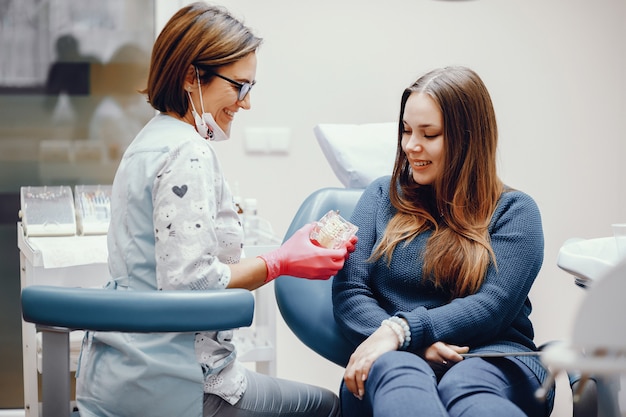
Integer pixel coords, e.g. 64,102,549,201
310,210,358,249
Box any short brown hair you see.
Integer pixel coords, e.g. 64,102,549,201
144,2,262,116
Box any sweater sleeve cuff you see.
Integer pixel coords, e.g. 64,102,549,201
396,307,432,352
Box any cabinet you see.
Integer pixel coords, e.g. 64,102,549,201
18,225,108,416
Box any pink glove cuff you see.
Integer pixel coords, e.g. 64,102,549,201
258,253,281,283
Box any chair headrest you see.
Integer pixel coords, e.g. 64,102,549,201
314,123,396,188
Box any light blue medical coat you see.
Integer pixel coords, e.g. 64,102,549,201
76,114,245,417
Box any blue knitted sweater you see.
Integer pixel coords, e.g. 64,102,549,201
332,176,554,407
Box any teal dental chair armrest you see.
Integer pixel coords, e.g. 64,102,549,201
274,187,363,367
20,285,255,417
21,285,254,332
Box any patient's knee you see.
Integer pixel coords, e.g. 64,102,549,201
368,351,435,389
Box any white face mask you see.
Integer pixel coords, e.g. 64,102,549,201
187,67,229,141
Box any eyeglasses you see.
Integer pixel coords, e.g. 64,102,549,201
211,72,255,101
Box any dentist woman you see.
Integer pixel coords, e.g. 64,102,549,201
75,3,351,417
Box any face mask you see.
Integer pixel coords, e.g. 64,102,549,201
187,67,229,141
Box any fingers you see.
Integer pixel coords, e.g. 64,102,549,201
343,236,358,260
346,236,358,253
306,262,346,280
343,370,361,399
356,372,366,400
344,328,399,399
444,344,469,363
344,358,368,400
450,344,470,357
424,341,469,365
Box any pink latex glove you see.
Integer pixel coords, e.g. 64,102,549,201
258,223,349,282
345,235,358,259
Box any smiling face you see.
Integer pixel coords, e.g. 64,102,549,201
186,52,257,136
401,92,445,186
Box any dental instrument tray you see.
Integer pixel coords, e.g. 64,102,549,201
20,186,76,237
74,184,112,235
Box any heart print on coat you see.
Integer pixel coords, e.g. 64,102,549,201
172,185,188,198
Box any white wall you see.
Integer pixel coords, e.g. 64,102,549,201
160,1,626,416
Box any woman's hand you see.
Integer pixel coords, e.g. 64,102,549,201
343,325,398,400
345,235,358,259
419,341,469,375
259,223,348,282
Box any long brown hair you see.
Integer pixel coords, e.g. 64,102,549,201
144,2,262,116
371,66,504,298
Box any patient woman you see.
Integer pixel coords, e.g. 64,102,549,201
332,66,554,417
75,3,351,417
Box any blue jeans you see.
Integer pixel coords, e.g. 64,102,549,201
340,351,549,417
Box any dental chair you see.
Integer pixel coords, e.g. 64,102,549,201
275,123,599,417
275,186,599,417
275,187,363,367
542,238,626,417
20,285,254,417
274,123,388,366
